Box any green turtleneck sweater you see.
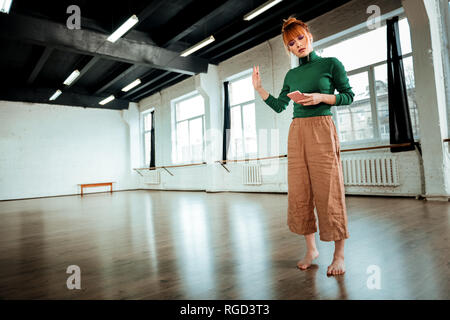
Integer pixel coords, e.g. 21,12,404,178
264,50,355,118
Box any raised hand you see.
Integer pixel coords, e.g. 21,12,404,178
252,65,262,90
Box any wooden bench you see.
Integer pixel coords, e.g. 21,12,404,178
78,182,115,196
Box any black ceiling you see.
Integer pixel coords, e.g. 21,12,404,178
0,0,350,110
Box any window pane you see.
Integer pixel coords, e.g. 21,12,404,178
403,56,419,138
319,18,411,72
229,75,255,106
177,121,189,163
176,94,205,122
350,72,370,102
189,117,203,162
242,103,257,155
373,64,389,140
374,56,419,139
337,72,374,142
229,106,243,159
144,132,151,165
398,18,412,55
144,113,152,131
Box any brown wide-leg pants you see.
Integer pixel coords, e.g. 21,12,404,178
287,115,350,242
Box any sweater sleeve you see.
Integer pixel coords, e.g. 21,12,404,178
263,73,290,113
331,57,355,106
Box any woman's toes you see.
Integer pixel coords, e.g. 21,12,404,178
297,262,309,270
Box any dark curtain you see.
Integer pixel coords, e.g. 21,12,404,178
386,16,417,153
222,81,231,161
150,110,156,169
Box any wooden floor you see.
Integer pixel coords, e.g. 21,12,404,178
0,190,449,300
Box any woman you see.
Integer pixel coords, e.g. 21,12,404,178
252,17,354,276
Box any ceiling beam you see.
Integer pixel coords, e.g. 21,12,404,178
134,0,167,28
210,25,279,61
27,46,54,85
199,0,323,56
0,14,209,75
157,0,229,48
121,71,172,99
131,74,187,101
66,56,101,88
84,1,166,96
0,86,129,110
94,64,140,94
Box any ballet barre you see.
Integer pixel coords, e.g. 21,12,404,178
215,142,418,172
133,142,418,175
134,162,207,176
216,155,287,172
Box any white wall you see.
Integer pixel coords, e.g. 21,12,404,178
0,100,140,200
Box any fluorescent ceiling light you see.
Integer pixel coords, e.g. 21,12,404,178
121,78,141,92
107,15,139,43
49,89,62,101
243,0,282,21
0,0,13,14
99,95,115,105
180,35,215,57
63,70,80,85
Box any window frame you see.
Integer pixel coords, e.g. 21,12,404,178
314,15,419,148
226,71,258,160
171,91,206,165
141,109,154,167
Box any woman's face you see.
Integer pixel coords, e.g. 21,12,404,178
287,33,312,58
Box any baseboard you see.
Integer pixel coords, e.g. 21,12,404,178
0,189,142,202
2,188,438,202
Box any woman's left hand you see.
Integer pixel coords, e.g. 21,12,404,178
295,93,323,106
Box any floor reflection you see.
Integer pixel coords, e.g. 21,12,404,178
171,197,216,298
144,196,159,274
227,202,273,299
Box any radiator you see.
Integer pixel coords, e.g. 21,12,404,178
341,156,399,186
242,163,262,185
142,170,160,184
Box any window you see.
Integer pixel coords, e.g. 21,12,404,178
374,56,419,139
142,111,153,166
317,17,419,145
227,74,257,160
172,93,205,164
338,72,374,142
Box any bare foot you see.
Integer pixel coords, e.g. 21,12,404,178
297,250,319,270
327,256,345,276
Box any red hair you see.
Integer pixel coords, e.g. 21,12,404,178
281,16,311,55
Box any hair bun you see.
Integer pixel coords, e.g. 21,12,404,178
282,16,309,33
